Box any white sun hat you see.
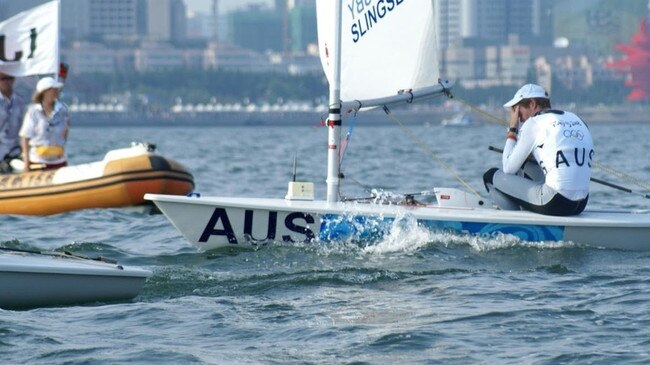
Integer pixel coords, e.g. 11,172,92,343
503,84,548,108
36,77,63,94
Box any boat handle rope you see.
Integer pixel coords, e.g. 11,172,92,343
381,105,482,198
451,94,650,192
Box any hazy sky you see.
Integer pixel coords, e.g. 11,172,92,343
185,0,274,14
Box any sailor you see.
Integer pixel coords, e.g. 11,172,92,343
0,72,26,172
483,83,594,216
19,77,70,171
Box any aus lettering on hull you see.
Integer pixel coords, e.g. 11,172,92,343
199,208,317,245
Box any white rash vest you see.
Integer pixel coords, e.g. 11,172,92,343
502,110,594,200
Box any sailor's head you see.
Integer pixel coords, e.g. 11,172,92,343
504,84,551,122
0,72,15,82
32,76,63,103
503,84,549,109
0,72,16,97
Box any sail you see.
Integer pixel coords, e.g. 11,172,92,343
316,0,439,103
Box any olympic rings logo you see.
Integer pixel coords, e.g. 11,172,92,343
563,129,584,140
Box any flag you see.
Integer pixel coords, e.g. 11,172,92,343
0,0,59,77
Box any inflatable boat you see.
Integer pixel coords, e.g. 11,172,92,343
0,143,194,215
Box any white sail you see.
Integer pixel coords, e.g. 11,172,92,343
317,0,439,103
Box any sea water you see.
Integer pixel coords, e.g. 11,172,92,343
1,118,650,364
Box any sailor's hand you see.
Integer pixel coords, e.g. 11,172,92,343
509,105,520,128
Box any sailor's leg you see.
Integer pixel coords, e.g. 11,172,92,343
519,160,545,181
483,168,588,215
490,168,554,211
483,168,521,210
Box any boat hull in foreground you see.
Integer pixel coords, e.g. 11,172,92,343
0,251,151,310
0,144,194,215
145,192,650,251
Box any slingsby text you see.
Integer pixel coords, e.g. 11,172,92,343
347,0,406,43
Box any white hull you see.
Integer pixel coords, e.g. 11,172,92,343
0,250,151,309
145,192,650,251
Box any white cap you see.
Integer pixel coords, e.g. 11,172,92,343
503,84,548,108
36,77,63,94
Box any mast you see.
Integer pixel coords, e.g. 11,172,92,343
326,0,342,203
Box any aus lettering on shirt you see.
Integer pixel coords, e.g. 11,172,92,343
539,148,595,173
348,0,405,43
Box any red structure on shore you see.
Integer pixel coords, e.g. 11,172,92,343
606,18,650,101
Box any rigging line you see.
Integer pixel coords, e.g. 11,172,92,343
381,105,482,198
452,95,508,126
339,112,358,166
347,174,374,193
591,161,650,191
451,94,650,191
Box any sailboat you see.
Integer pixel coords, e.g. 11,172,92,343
1,247,151,310
146,0,650,251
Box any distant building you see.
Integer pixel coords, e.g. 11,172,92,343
288,1,317,53
1,0,188,44
435,0,553,49
0,0,632,95
64,42,116,74
146,0,186,42
134,43,186,71
205,42,283,73
60,0,91,43
444,39,532,89
228,5,283,53
187,11,216,40
435,0,463,49
88,0,145,42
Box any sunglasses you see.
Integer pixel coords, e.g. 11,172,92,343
0,76,15,81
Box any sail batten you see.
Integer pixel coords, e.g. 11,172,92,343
317,0,441,103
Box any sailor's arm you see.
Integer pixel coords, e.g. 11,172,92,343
20,137,30,172
502,118,535,174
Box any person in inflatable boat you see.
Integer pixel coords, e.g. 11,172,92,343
0,72,26,173
19,77,70,171
483,83,594,216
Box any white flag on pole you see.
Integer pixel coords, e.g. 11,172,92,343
0,0,59,77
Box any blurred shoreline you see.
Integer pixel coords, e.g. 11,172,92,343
71,104,650,126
